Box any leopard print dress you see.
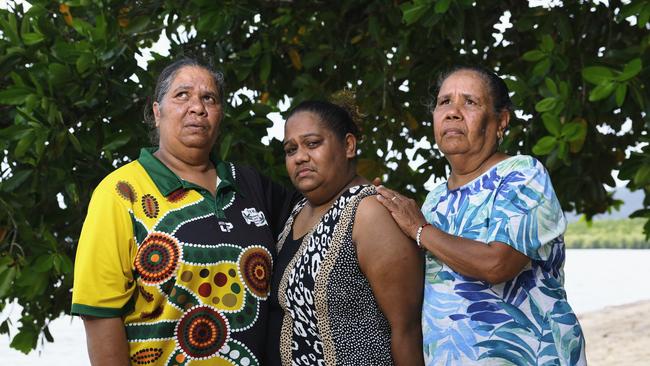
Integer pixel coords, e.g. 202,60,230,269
273,185,393,365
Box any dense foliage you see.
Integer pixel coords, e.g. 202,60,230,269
0,0,648,353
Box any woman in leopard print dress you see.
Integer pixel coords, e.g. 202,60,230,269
265,99,424,366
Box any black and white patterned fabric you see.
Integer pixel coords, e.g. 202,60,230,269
273,185,393,366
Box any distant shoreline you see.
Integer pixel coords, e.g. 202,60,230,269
565,218,650,249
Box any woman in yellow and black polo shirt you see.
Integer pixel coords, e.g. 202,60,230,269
71,58,296,366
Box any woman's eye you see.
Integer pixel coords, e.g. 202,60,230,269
203,95,216,104
438,99,450,105
176,91,189,99
466,99,477,105
284,147,296,156
306,140,321,148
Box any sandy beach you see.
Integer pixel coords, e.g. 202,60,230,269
579,299,650,365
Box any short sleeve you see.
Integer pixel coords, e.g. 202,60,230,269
71,180,136,317
486,159,566,261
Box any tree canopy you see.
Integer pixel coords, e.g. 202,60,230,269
0,0,648,353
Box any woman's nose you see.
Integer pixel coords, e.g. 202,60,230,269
293,147,309,163
445,102,462,120
188,96,207,115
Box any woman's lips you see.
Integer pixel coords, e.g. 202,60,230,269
296,167,314,178
443,128,464,136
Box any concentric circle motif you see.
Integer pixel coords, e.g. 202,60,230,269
176,306,229,359
141,194,160,218
116,181,136,203
134,232,181,285
238,246,272,299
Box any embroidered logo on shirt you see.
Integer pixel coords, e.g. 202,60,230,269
218,221,234,232
241,208,268,227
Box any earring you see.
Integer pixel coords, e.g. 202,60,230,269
497,131,504,146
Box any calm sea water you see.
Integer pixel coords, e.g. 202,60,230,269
2,249,649,365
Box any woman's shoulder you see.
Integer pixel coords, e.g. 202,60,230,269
496,154,545,175
94,160,147,193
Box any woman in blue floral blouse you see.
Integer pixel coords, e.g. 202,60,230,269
376,66,586,365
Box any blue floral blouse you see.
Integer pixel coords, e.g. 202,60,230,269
421,155,586,366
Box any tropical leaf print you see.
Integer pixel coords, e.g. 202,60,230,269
420,156,585,365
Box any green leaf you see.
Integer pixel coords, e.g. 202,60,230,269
522,50,545,62
259,53,271,83
544,78,558,95
617,58,642,81
59,254,74,274
0,86,32,105
561,122,586,141
532,58,551,77
71,18,93,37
532,136,557,156
32,255,53,273
639,3,650,27
124,16,150,34
540,34,555,52
76,53,94,75
588,81,616,101
615,83,627,107
0,265,17,298
48,63,71,87
535,97,557,112
14,131,36,158
67,131,83,153
541,113,561,136
66,182,80,204
1,170,32,192
10,328,38,354
21,32,44,45
582,66,614,84
434,0,452,14
401,2,432,25
102,131,131,151
634,164,650,187
251,103,272,116
220,133,233,160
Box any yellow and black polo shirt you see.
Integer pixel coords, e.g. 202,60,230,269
72,148,295,366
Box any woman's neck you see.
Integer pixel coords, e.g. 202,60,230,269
447,151,508,190
304,174,367,211
154,145,213,175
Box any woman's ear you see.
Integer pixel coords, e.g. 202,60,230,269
153,102,161,128
496,109,510,138
344,133,357,159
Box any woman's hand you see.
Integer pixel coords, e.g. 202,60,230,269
375,185,427,240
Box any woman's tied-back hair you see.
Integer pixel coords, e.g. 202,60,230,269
143,57,225,143
286,89,364,143
432,65,513,114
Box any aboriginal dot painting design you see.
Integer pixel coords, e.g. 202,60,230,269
141,194,160,218
238,246,271,299
134,233,181,285
122,170,266,366
130,347,163,364
167,188,189,203
116,181,137,203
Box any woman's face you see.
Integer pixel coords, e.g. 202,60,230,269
283,111,355,199
153,66,223,154
432,70,506,158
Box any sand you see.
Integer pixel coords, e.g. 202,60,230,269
578,300,650,365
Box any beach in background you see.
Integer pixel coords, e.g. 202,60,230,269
2,249,649,365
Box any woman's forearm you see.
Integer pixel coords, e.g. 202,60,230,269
419,225,529,284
